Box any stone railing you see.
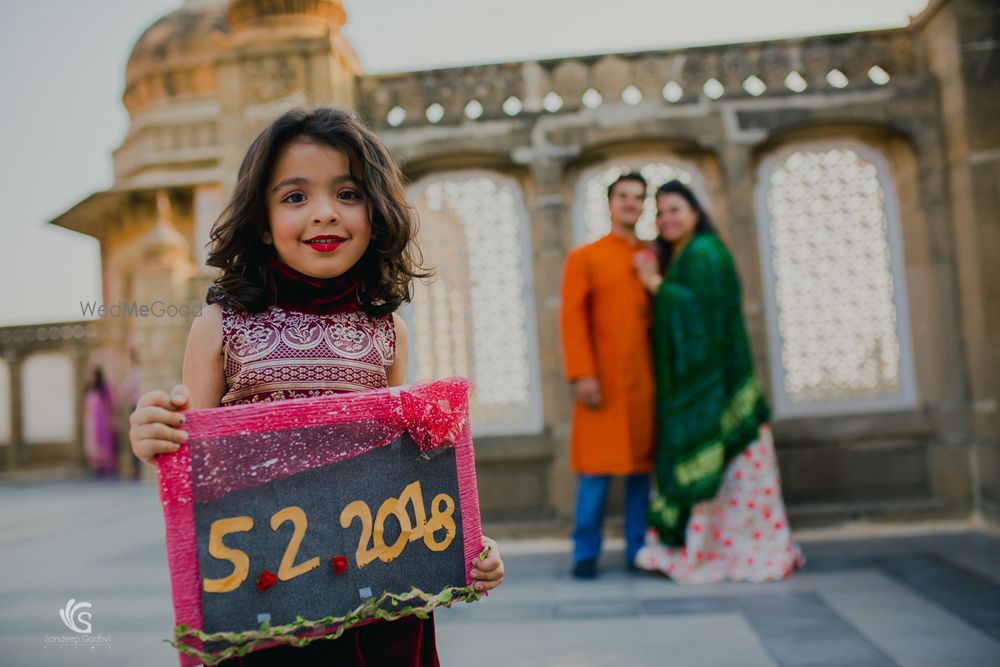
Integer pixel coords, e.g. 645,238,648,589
114,117,222,182
358,29,920,129
0,321,101,347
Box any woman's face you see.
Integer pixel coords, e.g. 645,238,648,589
656,192,699,244
265,139,372,279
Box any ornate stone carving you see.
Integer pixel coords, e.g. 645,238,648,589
759,43,792,89
247,57,297,103
719,47,748,92
358,30,923,127
552,60,589,110
592,55,631,98
634,56,670,98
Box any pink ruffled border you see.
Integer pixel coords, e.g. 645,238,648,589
454,421,483,584
155,378,479,667
156,447,204,666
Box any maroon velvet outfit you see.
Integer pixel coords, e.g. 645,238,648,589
214,260,439,667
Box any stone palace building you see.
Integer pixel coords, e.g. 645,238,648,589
2,0,997,531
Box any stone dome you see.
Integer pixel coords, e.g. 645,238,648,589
123,1,229,116
122,0,350,116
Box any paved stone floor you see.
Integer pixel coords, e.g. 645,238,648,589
1,480,998,666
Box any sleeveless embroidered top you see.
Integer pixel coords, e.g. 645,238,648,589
220,304,396,405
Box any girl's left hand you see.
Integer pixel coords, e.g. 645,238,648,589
470,536,504,593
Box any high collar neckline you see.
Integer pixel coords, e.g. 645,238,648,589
268,257,360,315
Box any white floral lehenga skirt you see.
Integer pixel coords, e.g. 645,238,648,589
635,426,805,584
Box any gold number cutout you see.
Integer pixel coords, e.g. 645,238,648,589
397,481,427,543
423,493,456,552
340,500,378,568
203,516,254,593
270,506,320,581
374,497,412,563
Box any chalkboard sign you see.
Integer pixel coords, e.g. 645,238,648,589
156,378,483,666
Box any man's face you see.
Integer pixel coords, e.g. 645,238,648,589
608,180,646,229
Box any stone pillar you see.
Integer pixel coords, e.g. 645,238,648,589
522,147,577,522
921,0,1000,521
73,342,90,470
715,143,770,376
4,350,22,470
129,193,198,481
886,126,978,512
132,192,198,398
193,185,225,270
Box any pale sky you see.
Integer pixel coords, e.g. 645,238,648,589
0,0,928,325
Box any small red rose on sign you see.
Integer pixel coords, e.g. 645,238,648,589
256,570,277,592
332,555,349,575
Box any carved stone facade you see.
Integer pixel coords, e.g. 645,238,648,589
7,0,994,531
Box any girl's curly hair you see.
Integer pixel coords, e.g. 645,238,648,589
206,106,430,317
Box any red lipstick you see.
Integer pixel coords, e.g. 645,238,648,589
303,235,346,253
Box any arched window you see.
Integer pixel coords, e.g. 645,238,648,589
407,171,542,435
573,158,707,245
21,352,76,443
755,141,917,417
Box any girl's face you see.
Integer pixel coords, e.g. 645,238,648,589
656,192,698,244
265,140,371,279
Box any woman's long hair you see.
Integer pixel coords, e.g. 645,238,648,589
206,106,431,317
653,179,718,273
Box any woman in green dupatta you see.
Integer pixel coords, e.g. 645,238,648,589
632,180,802,583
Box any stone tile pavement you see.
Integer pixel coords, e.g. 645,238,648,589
1,480,997,666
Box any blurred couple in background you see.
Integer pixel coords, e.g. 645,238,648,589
561,173,804,583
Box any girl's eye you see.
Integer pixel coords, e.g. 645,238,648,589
282,192,306,204
338,189,363,201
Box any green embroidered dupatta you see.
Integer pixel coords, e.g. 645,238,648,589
647,234,770,546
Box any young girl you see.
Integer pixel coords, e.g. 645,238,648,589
129,107,504,665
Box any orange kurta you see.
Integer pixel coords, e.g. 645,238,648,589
560,233,654,475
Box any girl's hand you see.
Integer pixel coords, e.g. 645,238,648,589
470,536,504,593
633,250,663,293
129,385,191,464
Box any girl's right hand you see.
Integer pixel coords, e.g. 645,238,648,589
129,384,191,464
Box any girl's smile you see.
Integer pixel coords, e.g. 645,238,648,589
266,139,372,278
304,234,348,253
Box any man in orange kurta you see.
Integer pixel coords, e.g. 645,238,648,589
560,172,654,578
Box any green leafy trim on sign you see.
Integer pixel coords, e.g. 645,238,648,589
169,586,481,666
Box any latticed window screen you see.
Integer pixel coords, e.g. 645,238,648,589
407,172,541,435
758,144,915,413
577,161,700,244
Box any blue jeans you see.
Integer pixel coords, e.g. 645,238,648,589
572,473,650,564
